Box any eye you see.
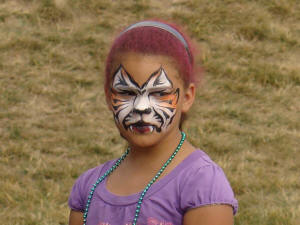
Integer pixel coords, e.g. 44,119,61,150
119,90,136,96
150,91,169,97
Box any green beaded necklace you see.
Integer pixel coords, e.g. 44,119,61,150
83,131,186,225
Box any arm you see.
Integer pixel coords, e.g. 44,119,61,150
69,210,83,225
183,204,234,225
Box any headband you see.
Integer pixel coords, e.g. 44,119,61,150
120,21,192,62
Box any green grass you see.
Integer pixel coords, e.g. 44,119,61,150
0,0,299,224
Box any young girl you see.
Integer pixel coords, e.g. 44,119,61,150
68,20,238,225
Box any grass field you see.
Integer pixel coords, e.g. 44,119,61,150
0,0,299,224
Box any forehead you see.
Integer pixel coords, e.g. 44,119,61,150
114,52,182,87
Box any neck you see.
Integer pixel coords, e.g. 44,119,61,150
126,129,183,168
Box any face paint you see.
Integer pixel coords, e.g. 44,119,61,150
110,65,180,133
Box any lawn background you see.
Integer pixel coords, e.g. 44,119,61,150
0,0,299,224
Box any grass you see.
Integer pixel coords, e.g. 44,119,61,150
0,0,299,224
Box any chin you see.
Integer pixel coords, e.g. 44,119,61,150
119,128,167,148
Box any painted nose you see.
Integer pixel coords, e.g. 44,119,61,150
133,96,151,114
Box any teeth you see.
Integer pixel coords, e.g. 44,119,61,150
149,126,153,132
129,125,154,133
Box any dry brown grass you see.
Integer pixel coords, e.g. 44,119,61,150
0,0,299,224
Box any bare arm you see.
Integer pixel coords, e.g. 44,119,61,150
69,210,83,225
183,204,234,225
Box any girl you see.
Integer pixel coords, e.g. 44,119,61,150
68,20,238,225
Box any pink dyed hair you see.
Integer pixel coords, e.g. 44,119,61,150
104,20,201,95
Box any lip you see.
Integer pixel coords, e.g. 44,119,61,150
129,121,155,134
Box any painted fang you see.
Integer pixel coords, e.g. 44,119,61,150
110,65,180,133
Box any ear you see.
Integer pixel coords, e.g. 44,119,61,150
181,83,196,113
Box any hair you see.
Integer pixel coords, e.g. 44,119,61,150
105,20,202,92
104,20,202,128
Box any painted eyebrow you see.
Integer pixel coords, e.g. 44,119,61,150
147,86,173,92
112,64,140,88
113,86,139,92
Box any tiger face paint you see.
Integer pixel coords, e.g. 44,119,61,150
110,65,180,133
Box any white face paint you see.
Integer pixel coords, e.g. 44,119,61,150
110,65,179,133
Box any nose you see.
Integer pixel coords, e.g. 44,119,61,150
133,107,151,114
133,96,151,115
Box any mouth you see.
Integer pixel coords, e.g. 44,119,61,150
129,121,155,134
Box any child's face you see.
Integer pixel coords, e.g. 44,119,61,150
108,52,192,147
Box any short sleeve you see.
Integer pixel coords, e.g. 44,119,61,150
68,165,105,212
180,164,238,215
68,174,86,211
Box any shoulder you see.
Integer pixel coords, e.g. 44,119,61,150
179,150,238,215
186,149,218,167
68,159,115,211
179,149,222,178
74,160,114,189
180,149,230,178
75,163,107,185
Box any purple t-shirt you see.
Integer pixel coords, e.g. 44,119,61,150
69,150,238,225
